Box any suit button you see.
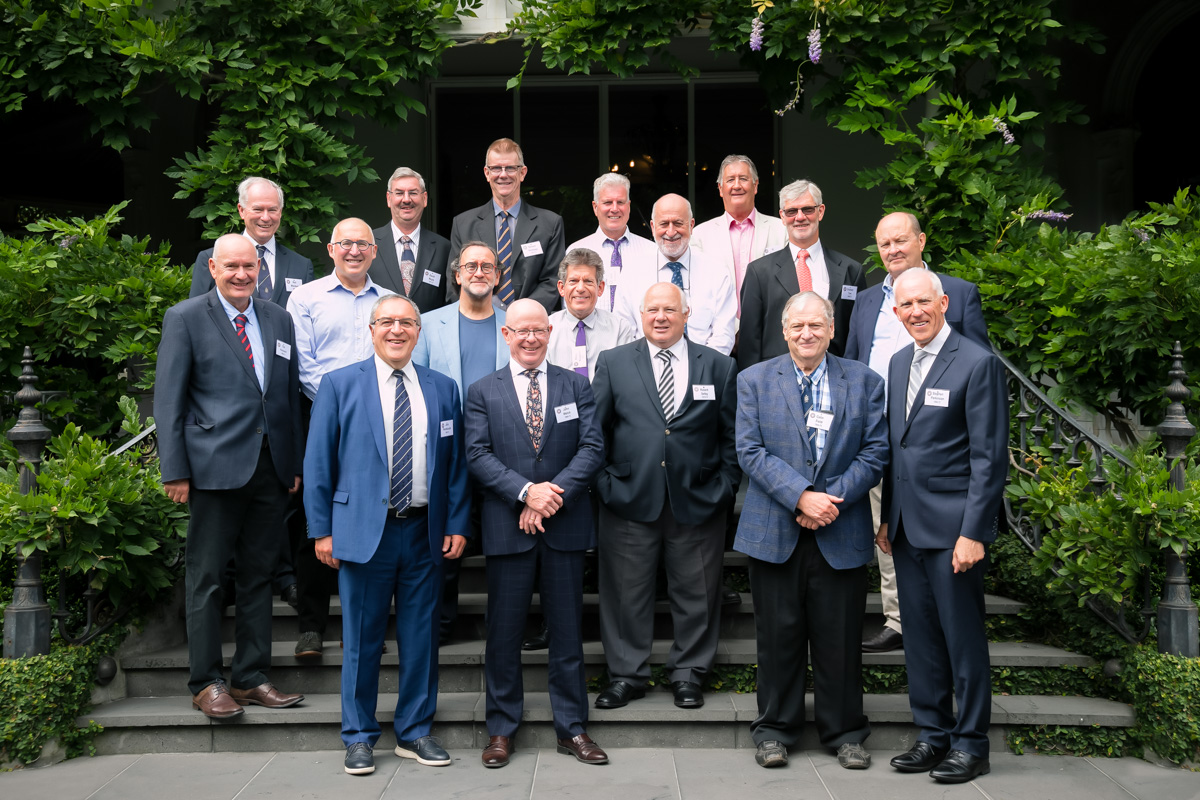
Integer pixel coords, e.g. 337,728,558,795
256,427,262,434
665,429,670,435
536,456,542,462
900,441,907,449
661,461,666,467
806,460,813,466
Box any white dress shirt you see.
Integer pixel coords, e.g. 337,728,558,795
648,336,689,414
868,264,933,402
910,319,952,391
375,355,429,508
568,227,659,313
547,308,637,381
242,231,276,290
787,239,831,301
389,221,422,269
216,291,265,390
508,356,549,503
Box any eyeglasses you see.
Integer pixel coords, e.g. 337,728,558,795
371,317,420,331
485,165,523,176
723,175,754,186
333,240,376,252
387,189,424,199
459,261,496,275
781,206,821,218
508,327,550,339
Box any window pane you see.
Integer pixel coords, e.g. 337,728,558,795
693,83,774,223
434,88,514,231
519,86,600,241
608,85,688,239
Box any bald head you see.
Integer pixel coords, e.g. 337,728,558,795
651,194,694,260
502,299,552,369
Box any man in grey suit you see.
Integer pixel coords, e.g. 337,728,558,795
734,291,888,770
157,234,305,718
738,179,865,368
191,177,315,309
369,167,452,313
591,282,740,711
446,138,565,313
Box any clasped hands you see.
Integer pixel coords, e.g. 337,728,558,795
795,490,843,529
520,481,565,534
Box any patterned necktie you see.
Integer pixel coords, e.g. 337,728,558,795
523,368,543,450
574,320,589,377
256,245,273,301
233,313,254,367
666,261,684,290
390,370,413,512
497,211,516,307
604,237,625,311
399,236,416,295
656,350,675,420
905,349,930,420
798,373,816,458
795,249,813,292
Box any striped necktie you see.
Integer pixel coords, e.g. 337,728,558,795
390,370,413,512
233,314,254,367
497,211,516,306
905,349,930,420
656,350,675,420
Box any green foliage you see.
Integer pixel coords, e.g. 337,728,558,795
1119,648,1200,765
0,203,189,438
992,665,1103,698
0,398,188,614
1008,725,1135,758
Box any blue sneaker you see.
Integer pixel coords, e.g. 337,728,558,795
395,735,451,766
344,742,374,775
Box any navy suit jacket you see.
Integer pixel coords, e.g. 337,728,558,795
191,242,315,309
882,329,1009,548
734,354,888,569
446,200,566,313
155,291,303,490
368,224,452,314
302,357,470,564
844,273,990,363
464,364,604,555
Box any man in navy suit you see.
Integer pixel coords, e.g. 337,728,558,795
879,268,1008,784
734,291,888,770
304,294,470,776
369,166,452,313
156,234,305,719
845,212,991,655
464,299,607,769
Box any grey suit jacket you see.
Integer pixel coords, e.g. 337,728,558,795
446,200,565,313
154,290,304,491
368,223,452,314
191,242,314,309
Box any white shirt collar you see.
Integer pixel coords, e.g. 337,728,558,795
389,220,422,247
649,335,688,362
917,319,953,358
788,238,824,262
375,354,417,387
508,357,548,379
242,232,275,256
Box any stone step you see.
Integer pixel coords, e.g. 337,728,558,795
81,691,1135,756
121,639,1085,697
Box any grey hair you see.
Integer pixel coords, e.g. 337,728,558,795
640,282,690,313
237,177,284,209
717,155,759,185
781,291,834,325
370,293,422,327
387,167,427,193
593,173,631,202
452,240,496,272
329,218,375,245
779,179,824,208
893,267,944,299
558,248,605,284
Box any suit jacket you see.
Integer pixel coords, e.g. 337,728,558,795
410,304,508,406
592,339,740,526
464,364,604,555
446,200,566,313
368,223,452,314
191,242,314,309
738,244,866,370
303,358,470,564
882,329,1009,548
692,210,788,290
155,291,303,490
733,354,888,569
843,273,990,363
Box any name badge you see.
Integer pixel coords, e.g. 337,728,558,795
554,402,579,423
807,410,834,432
422,269,442,287
285,278,303,292
840,284,858,300
572,346,588,369
925,388,950,407
521,241,544,258
440,419,453,438
693,384,716,401
275,340,292,360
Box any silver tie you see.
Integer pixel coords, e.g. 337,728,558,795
905,349,930,420
656,350,675,420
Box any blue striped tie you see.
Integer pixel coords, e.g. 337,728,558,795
390,369,413,513
496,211,515,306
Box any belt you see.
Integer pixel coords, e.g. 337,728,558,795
386,505,428,520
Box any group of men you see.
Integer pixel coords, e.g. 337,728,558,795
154,137,1008,785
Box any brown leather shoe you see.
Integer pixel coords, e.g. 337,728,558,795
556,733,609,764
193,682,244,719
482,735,512,768
229,682,304,708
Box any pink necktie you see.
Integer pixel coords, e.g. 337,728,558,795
796,249,813,292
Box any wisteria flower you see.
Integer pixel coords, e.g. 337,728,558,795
1134,228,1150,242
750,17,764,52
59,235,80,249
1025,210,1072,223
991,116,1015,145
807,26,822,64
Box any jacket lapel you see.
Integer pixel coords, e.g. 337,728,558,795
901,330,959,436
374,230,406,294
363,361,388,467
773,248,800,296
416,365,438,487
776,361,812,460
826,250,848,297
631,340,666,422
815,357,847,473
496,367,536,454
206,294,259,389
254,299,274,391
674,345,702,419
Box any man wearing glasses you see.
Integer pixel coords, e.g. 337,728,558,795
285,218,392,660
738,179,866,369
369,167,452,313
446,138,566,314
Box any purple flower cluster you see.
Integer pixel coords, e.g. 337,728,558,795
750,16,764,52
991,116,1015,145
1025,210,1072,223
1134,228,1150,242
59,235,80,249
807,26,822,64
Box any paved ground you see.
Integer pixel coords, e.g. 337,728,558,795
2,748,1198,800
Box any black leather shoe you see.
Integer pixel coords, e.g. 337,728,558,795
889,741,949,772
280,583,299,609
670,680,704,708
594,680,645,709
930,750,990,783
862,628,903,653
722,586,742,606
521,624,549,651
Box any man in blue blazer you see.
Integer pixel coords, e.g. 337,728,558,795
879,269,1008,784
734,291,888,771
464,299,607,769
304,294,470,776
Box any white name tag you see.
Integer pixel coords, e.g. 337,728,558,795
275,340,292,360
554,402,579,423
693,384,716,401
925,388,950,408
572,346,588,369
807,410,834,431
521,241,544,258
422,269,442,287
841,284,858,300
440,419,453,438
285,278,303,292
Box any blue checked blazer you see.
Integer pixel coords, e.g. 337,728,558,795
464,363,604,555
734,353,888,569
